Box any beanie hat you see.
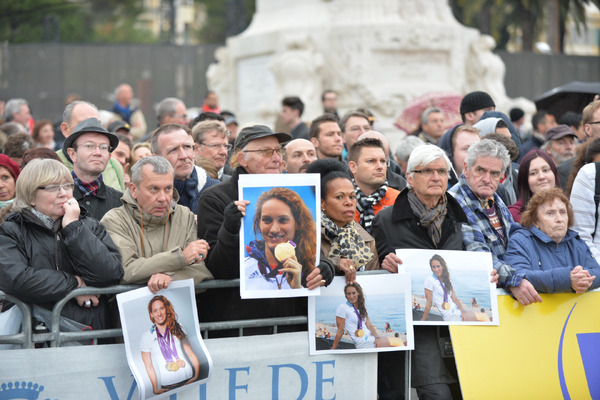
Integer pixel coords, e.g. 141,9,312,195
509,107,525,122
460,91,495,115
0,154,21,180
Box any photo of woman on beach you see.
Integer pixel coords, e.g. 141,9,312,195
239,174,321,299
331,282,390,349
422,254,468,321
398,249,499,326
309,275,414,354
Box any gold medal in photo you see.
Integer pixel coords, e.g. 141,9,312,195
355,329,364,337
442,302,451,310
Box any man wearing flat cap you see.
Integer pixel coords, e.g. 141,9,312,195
64,117,123,220
542,124,577,167
196,125,335,336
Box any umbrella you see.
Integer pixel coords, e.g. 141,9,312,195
534,81,600,118
395,92,463,134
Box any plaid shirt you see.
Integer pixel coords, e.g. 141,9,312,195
450,174,517,285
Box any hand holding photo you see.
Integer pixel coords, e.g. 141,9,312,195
309,274,414,354
239,174,321,298
117,280,212,399
397,249,499,326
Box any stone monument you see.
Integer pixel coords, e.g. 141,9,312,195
207,0,534,129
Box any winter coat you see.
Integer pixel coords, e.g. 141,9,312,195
504,223,600,293
72,180,122,222
320,221,380,272
196,167,334,335
371,189,467,388
101,189,213,287
0,207,123,329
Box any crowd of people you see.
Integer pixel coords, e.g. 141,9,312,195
1,85,600,400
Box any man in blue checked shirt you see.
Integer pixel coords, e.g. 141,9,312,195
449,139,541,305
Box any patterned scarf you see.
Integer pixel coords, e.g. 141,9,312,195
72,171,102,197
322,212,374,271
407,190,447,246
354,179,388,233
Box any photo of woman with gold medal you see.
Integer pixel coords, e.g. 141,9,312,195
140,295,201,395
243,187,317,290
331,282,390,349
421,254,467,321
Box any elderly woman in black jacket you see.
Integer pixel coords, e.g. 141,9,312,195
0,159,123,330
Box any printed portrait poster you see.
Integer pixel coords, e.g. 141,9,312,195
117,279,212,400
239,173,321,299
397,249,499,326
308,274,414,355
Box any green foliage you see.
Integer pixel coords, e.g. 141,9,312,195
194,0,255,43
451,0,600,52
0,0,156,43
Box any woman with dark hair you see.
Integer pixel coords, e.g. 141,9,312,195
505,188,600,302
306,159,378,284
140,295,200,394
509,149,559,222
245,187,317,289
565,137,600,196
422,254,467,321
331,282,390,349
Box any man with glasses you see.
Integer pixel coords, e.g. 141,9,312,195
570,100,600,258
449,139,517,289
62,117,123,221
372,145,496,400
152,124,219,214
58,100,125,192
348,138,400,233
192,120,232,181
196,125,334,336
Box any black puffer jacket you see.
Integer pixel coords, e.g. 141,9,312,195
0,208,123,329
196,167,334,336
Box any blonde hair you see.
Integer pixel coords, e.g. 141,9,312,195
13,159,73,212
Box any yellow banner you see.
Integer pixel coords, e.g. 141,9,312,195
451,291,600,400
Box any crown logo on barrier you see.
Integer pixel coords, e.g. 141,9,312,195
0,381,57,400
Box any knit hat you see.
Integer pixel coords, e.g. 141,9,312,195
460,91,495,115
509,107,525,122
0,154,21,179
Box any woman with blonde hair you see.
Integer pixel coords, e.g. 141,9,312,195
0,158,122,329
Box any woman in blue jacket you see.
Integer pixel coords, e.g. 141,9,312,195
505,188,600,297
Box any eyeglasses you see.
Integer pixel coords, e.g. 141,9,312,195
471,166,503,180
242,147,285,157
412,168,448,177
38,183,75,193
587,121,600,125
200,143,233,151
76,143,112,153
